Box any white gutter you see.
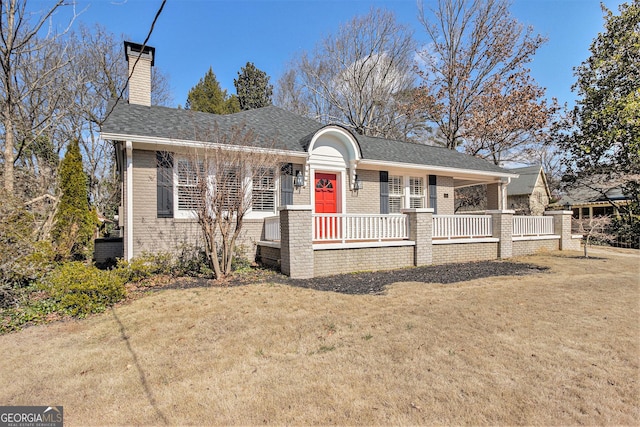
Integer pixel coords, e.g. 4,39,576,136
501,177,511,210
358,158,519,179
125,140,133,261
101,132,309,159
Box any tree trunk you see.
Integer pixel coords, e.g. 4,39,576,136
584,236,589,258
3,113,15,195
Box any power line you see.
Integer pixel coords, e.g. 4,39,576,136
102,0,167,123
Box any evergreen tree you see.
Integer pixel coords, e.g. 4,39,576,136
559,1,639,234
185,67,240,114
234,62,273,110
52,139,96,260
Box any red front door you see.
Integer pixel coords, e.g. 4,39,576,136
315,173,337,213
315,173,338,239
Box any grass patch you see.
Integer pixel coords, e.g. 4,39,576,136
0,249,638,425
316,345,336,354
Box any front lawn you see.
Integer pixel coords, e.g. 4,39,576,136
0,249,638,425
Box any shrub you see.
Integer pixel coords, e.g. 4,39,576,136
41,262,126,318
231,253,252,273
13,241,56,284
114,252,175,283
113,245,253,284
610,217,640,249
0,193,56,295
175,245,212,277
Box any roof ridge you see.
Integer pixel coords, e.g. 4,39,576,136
102,101,512,175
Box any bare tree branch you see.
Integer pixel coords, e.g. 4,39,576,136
275,8,424,141
415,0,549,157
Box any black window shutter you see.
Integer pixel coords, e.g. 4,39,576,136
157,151,174,218
429,174,437,214
280,163,294,206
380,171,389,214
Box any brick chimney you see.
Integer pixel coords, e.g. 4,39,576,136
124,41,155,106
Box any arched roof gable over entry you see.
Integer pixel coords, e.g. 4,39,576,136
307,125,362,168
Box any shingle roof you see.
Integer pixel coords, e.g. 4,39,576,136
355,133,508,174
557,185,628,205
102,102,323,152
101,102,511,175
506,165,544,196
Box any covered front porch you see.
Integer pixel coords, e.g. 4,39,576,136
257,208,580,278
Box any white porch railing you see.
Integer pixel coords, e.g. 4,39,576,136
265,213,556,243
433,215,493,239
513,216,554,236
313,214,409,242
264,216,281,241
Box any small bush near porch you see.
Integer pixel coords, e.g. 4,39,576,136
0,249,637,425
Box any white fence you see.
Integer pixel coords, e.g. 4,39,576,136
313,214,409,242
513,216,554,236
433,215,493,239
264,216,281,241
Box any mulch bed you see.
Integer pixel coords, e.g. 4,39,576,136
160,261,548,296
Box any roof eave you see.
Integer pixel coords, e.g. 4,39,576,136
100,132,309,158
358,158,518,179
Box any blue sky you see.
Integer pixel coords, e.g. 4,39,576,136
48,0,624,108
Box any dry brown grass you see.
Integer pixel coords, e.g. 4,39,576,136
0,249,638,426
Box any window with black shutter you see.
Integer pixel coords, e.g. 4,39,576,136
280,163,294,206
156,151,173,218
429,175,437,213
380,171,389,214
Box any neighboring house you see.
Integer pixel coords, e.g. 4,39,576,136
99,42,579,278
506,165,551,216
555,185,631,220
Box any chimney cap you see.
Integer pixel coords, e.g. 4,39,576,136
124,41,155,66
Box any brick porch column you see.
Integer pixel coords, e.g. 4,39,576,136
486,183,501,210
488,210,514,259
545,210,574,250
279,205,314,279
402,208,434,266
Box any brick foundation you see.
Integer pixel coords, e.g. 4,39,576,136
512,238,559,257
314,246,414,276
432,242,499,264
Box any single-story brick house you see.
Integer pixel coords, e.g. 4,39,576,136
99,42,579,278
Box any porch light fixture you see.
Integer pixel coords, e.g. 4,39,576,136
294,171,304,188
353,175,363,191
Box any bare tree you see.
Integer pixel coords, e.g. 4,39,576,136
64,24,172,217
572,216,614,258
415,0,549,155
454,185,486,213
274,68,311,118
275,8,423,140
0,0,78,196
178,125,284,279
462,71,558,164
531,138,565,200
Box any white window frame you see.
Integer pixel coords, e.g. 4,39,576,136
409,176,425,209
250,167,277,215
174,157,204,219
217,165,243,213
389,175,404,214
173,156,279,220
